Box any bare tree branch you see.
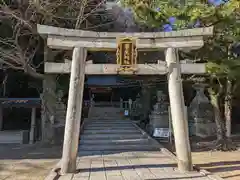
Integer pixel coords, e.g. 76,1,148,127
0,0,110,79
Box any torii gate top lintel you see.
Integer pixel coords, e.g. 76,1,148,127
37,24,214,50
37,24,213,39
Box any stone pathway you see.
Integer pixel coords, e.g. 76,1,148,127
59,119,220,180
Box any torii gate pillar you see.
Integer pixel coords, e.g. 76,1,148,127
166,48,192,171
61,47,87,174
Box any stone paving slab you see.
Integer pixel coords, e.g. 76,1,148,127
59,150,216,180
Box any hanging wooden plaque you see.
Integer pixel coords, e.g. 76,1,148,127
116,37,138,73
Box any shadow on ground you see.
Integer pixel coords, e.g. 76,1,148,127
77,163,176,173
145,178,208,180
197,161,240,172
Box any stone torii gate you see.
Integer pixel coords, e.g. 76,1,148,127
37,24,213,174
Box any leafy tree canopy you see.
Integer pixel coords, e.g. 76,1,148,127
123,0,239,32
124,0,240,77
123,0,240,95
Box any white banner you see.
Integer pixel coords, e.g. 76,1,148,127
153,128,170,138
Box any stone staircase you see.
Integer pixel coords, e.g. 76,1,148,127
79,119,159,152
88,103,123,120
79,102,159,152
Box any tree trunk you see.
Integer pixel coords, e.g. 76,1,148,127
41,75,57,144
209,92,225,141
210,92,225,141
209,89,236,151
41,44,57,144
224,79,232,138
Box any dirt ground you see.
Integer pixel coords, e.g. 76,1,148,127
193,150,240,180
192,137,240,180
0,143,61,180
163,135,240,180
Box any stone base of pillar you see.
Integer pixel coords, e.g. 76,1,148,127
193,122,216,138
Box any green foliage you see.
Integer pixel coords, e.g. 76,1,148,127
123,0,240,105
122,0,240,80
206,59,240,80
122,0,240,30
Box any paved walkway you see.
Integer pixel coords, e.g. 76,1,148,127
59,119,219,180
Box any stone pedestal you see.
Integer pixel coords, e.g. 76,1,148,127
188,84,216,137
149,91,169,134
149,110,169,128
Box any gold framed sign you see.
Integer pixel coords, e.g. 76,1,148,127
116,37,138,73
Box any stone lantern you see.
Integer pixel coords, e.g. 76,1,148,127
188,84,216,137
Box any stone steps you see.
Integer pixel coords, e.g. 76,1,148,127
89,117,123,120
90,111,121,113
84,126,137,130
85,120,131,123
80,133,146,140
84,123,132,126
83,129,140,134
84,122,133,126
80,138,151,145
84,124,133,128
78,144,157,151
78,109,158,151
88,106,122,120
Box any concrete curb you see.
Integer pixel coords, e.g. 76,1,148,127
133,122,224,180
